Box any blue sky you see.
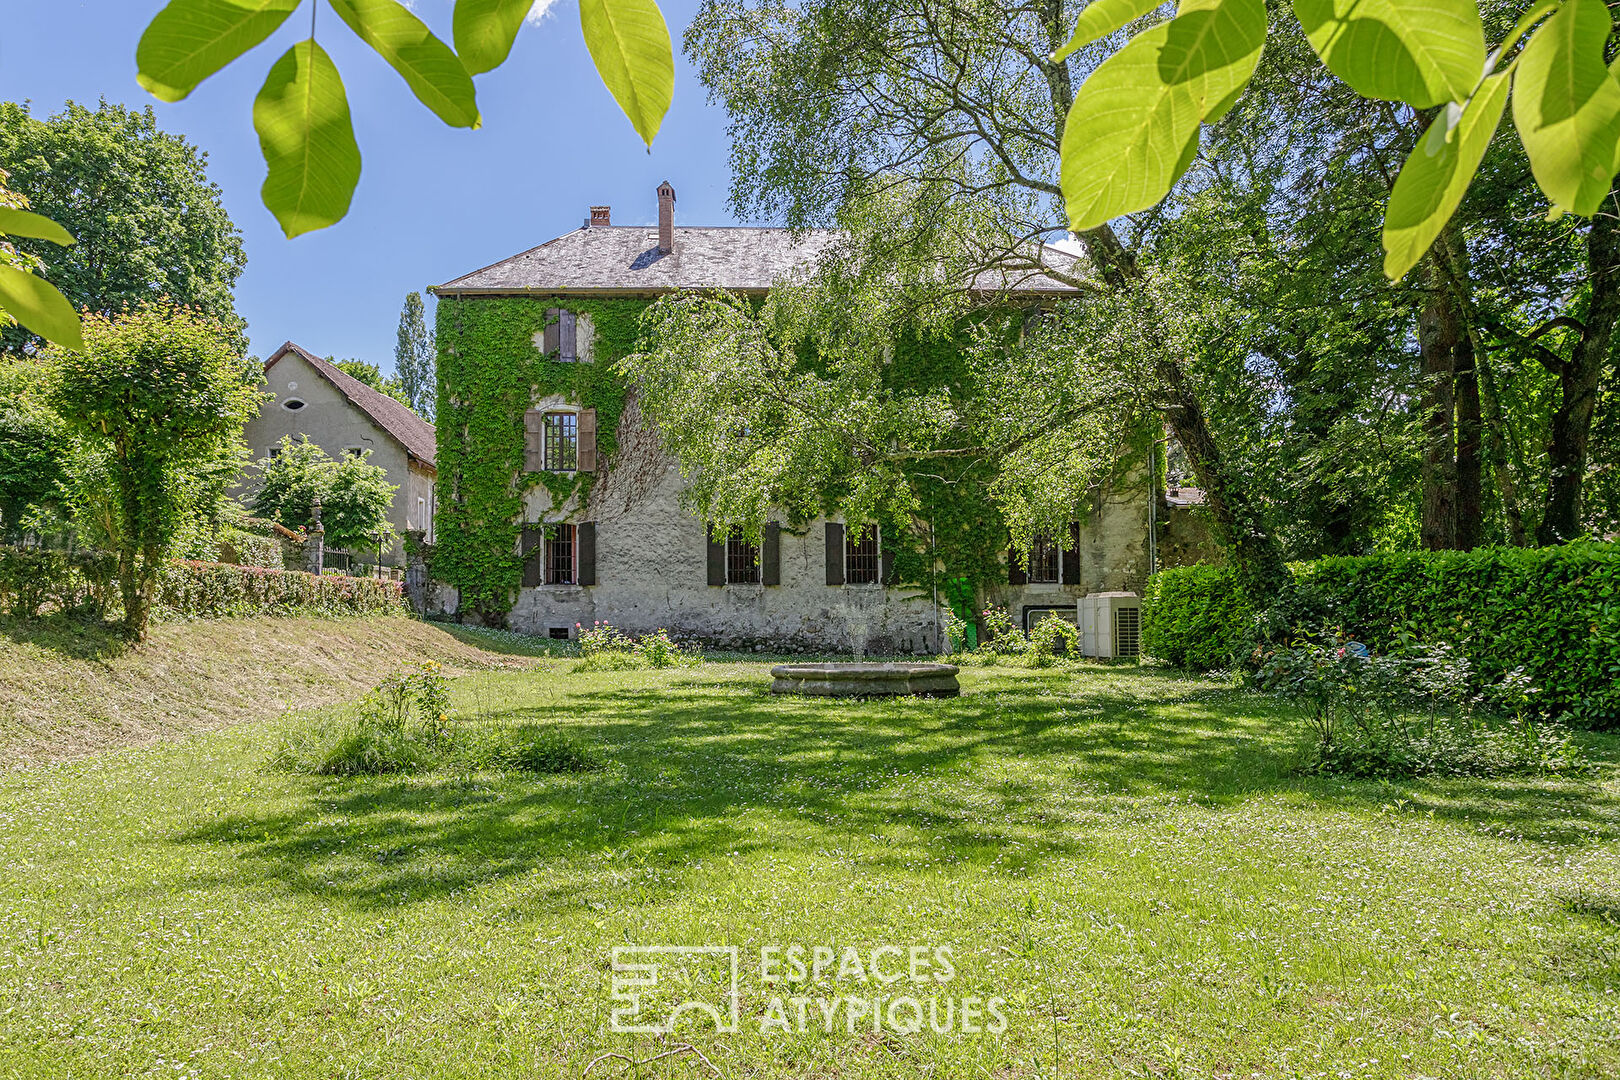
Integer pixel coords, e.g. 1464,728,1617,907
0,0,739,370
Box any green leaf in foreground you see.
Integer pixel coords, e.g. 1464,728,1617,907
1052,0,1168,63
1383,70,1510,280
1061,0,1266,232
328,0,482,129
135,0,303,103
1511,0,1620,218
0,208,76,247
253,39,363,238
1293,0,1485,109
0,264,84,350
580,0,674,149
453,0,535,75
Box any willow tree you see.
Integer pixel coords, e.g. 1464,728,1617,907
680,0,1287,592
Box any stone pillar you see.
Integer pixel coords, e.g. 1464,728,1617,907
403,529,428,613
305,499,325,575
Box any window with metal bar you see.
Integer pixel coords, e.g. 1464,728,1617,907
726,531,760,583
542,411,578,471
845,523,880,584
547,523,576,584
1026,535,1060,583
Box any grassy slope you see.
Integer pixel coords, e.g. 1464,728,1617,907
0,615,548,765
0,661,1616,1078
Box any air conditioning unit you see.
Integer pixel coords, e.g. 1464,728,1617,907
1077,592,1142,659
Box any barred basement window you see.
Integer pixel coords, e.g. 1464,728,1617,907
726,532,760,584
1027,535,1060,583
846,524,880,584
543,411,578,471
547,523,576,585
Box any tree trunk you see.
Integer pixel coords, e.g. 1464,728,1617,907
1538,207,1620,544
1454,333,1484,550
1417,279,1458,550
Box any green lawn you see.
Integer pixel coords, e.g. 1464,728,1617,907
1,659,1617,1078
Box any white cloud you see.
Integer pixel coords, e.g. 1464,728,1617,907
526,0,562,24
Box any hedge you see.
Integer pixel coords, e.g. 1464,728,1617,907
1143,544,1620,726
1140,563,1253,671
0,548,118,618
156,560,405,620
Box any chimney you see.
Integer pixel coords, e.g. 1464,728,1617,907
657,181,676,254
589,206,611,227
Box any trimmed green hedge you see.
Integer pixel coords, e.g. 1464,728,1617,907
156,560,404,620
1143,544,1620,726
1141,564,1253,671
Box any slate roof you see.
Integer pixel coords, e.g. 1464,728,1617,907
263,342,436,469
432,225,1084,296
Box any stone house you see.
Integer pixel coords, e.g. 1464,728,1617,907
428,185,1163,652
245,341,436,566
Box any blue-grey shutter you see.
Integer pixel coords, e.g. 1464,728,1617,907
577,522,596,585
706,527,726,585
762,522,781,585
825,522,845,585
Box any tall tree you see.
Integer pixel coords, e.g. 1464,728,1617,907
394,291,436,420
0,100,245,353
46,304,261,637
682,0,1289,592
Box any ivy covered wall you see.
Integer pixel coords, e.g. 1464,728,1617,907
432,295,644,622
432,293,1155,628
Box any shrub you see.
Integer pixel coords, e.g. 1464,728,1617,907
975,606,1028,659
155,559,404,620
1255,636,1590,778
1141,564,1253,671
574,621,702,671
1028,613,1081,667
0,547,117,619
1145,545,1620,726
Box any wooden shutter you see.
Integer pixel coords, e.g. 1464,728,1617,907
825,522,845,585
520,525,544,587
1061,522,1080,585
578,408,597,472
1008,546,1027,585
543,309,561,355
577,521,596,586
881,527,896,586
523,409,544,472
706,527,726,585
762,522,781,585
559,310,577,361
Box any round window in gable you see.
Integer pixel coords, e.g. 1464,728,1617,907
282,398,307,411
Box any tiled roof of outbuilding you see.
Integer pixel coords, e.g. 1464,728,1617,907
432,226,1084,296
263,342,436,469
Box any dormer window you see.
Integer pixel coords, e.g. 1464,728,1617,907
282,398,306,411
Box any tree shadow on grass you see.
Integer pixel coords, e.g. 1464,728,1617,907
171,665,1620,913
0,611,130,661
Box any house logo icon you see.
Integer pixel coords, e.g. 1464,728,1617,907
610,946,741,1034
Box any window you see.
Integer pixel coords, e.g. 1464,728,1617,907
547,523,576,585
549,627,571,640
281,398,306,411
416,497,428,538
343,446,366,460
845,524,880,584
1026,535,1060,584
543,411,578,471
543,308,577,361
726,532,760,584
266,446,282,460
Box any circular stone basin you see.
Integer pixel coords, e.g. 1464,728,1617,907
769,662,960,698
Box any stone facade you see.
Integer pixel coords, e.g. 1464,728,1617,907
504,396,943,653
244,344,436,566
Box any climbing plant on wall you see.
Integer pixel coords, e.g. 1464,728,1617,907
432,295,641,622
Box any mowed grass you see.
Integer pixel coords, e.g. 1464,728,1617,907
0,660,1617,1079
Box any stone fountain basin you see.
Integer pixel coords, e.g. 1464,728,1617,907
769,662,960,698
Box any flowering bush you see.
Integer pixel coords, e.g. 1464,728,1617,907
155,559,404,620
1028,613,1081,667
973,606,1028,660
1255,634,1588,778
575,620,702,671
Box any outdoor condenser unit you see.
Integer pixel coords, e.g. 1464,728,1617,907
1077,592,1143,659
